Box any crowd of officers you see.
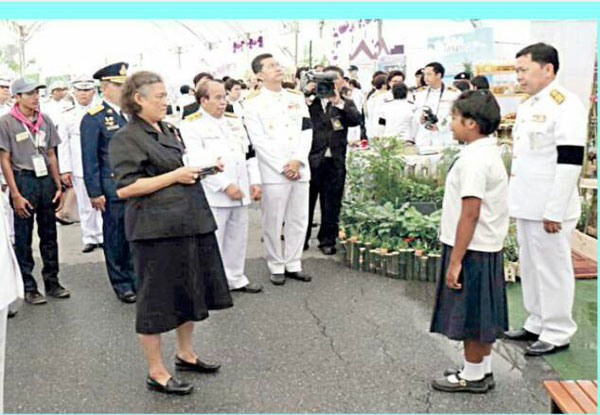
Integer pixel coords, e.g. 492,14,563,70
0,56,466,309
0,43,587,374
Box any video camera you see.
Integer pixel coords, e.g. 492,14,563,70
301,70,338,98
422,106,439,130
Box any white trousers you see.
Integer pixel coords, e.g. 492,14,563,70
0,191,13,245
73,177,103,245
0,307,7,414
516,218,578,346
261,182,309,274
211,206,249,290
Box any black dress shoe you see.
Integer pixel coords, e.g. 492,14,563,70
175,356,221,373
503,328,539,341
232,283,263,293
46,285,71,299
82,243,96,253
270,273,285,285
146,376,194,395
432,374,489,394
443,367,495,389
55,217,75,226
7,309,17,318
118,290,136,304
525,340,570,356
97,243,104,249
24,290,47,305
285,271,312,282
319,246,336,255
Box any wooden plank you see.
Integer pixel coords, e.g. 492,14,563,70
544,381,584,414
576,381,598,406
562,381,597,414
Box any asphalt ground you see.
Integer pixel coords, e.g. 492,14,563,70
4,206,563,413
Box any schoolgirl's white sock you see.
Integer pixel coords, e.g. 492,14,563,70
459,359,485,381
483,354,492,374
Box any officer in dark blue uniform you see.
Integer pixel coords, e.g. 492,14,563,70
80,62,137,303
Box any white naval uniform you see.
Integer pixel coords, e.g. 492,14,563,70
365,89,387,139
376,98,414,140
57,103,103,246
243,87,312,275
0,102,13,244
412,84,460,147
180,108,261,290
41,98,71,128
0,188,23,414
508,80,586,346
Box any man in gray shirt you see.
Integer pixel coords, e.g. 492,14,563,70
0,78,69,305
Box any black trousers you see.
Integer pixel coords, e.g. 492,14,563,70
101,199,137,296
305,158,346,248
12,171,60,293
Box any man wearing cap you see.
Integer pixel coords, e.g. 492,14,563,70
0,78,70,305
58,75,103,253
41,80,71,127
80,62,137,304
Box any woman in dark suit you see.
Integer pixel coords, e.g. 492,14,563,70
108,71,233,395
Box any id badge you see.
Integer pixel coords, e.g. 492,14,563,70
331,117,343,131
31,154,48,177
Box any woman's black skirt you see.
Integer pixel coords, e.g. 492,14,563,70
132,233,233,334
430,244,508,343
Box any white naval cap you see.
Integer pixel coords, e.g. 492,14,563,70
71,74,95,90
48,79,68,92
0,75,11,88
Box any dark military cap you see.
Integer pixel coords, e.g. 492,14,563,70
93,62,129,84
348,65,359,72
454,72,471,80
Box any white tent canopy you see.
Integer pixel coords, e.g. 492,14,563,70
0,19,595,107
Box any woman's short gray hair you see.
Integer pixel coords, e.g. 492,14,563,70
121,71,163,115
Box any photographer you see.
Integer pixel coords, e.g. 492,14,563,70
304,66,361,255
412,62,461,147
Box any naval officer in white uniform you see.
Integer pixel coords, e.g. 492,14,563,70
180,80,263,293
504,43,586,356
57,75,104,253
243,53,314,286
0,171,23,411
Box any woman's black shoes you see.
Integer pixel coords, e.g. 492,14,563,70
175,356,221,373
146,376,193,395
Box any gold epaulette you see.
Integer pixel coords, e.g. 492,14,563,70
550,89,565,105
184,111,202,121
416,86,425,92
447,85,458,91
245,90,260,100
87,104,104,115
224,112,238,118
286,88,302,95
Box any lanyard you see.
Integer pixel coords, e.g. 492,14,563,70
20,121,45,154
424,83,445,116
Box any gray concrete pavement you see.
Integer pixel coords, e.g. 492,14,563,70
4,206,556,413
